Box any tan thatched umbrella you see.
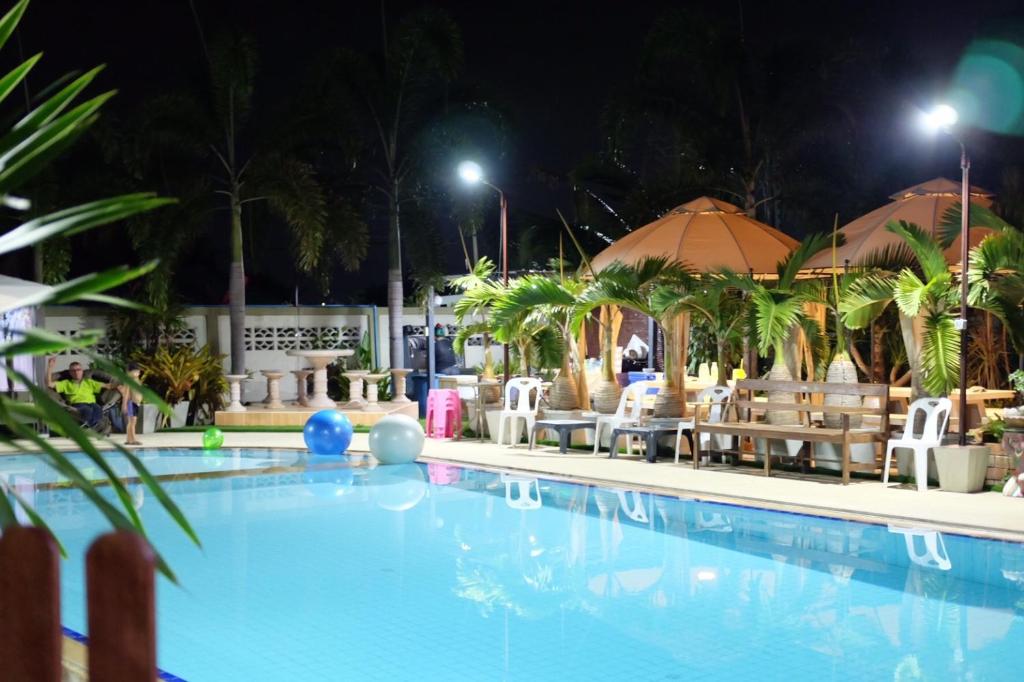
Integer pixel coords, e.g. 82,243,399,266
591,196,799,275
586,197,797,414
803,177,995,270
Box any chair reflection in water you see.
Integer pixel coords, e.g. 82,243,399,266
500,472,542,510
888,525,952,571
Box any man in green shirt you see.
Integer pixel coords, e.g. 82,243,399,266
46,358,114,428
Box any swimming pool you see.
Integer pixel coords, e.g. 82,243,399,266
9,448,1024,681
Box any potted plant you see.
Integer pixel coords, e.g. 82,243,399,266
134,344,209,431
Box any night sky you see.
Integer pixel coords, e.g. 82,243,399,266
8,0,1024,303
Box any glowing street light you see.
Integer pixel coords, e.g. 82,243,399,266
921,103,971,447
921,103,959,132
458,160,510,386
457,160,484,185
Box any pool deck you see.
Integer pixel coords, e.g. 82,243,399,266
4,431,1023,543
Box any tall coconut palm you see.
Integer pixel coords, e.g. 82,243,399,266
490,274,588,410
841,220,960,400
158,21,369,374
318,8,463,370
573,258,692,416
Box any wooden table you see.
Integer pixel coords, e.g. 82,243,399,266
889,387,1015,430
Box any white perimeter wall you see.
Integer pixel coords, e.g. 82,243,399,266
41,305,495,403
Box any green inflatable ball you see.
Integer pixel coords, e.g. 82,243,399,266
202,427,225,451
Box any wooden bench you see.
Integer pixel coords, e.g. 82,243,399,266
693,379,890,485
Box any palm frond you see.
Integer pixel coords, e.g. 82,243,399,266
777,232,834,287
751,289,804,355
920,313,960,396
839,273,894,329
892,269,927,317
885,220,948,281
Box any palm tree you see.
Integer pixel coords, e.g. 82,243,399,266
317,8,463,370
451,257,500,382
490,273,588,410
653,275,746,386
573,258,692,416
724,233,832,432
946,203,1024,356
0,0,194,577
841,220,960,400
453,270,560,378
141,22,369,374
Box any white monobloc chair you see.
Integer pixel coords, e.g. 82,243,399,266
592,381,658,456
496,377,543,446
674,385,734,463
883,397,952,492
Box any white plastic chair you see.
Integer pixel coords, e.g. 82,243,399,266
496,377,543,446
883,397,952,492
500,472,542,510
674,385,734,463
592,381,657,456
887,525,952,571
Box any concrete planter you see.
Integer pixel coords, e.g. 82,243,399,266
813,442,875,472
138,401,189,434
933,444,990,493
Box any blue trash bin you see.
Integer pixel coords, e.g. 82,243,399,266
408,371,430,417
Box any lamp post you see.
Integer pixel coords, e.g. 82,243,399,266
922,104,970,446
458,160,510,386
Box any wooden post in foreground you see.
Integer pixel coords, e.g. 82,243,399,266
86,531,157,682
0,526,63,682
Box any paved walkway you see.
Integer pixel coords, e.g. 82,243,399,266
5,430,1023,542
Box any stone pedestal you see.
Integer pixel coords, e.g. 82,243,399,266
225,374,249,412
285,350,353,409
261,370,285,409
390,368,412,403
291,369,312,406
343,370,369,409
362,373,388,412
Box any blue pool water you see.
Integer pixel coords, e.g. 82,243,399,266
7,448,1024,681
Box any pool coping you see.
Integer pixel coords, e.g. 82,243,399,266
5,431,1023,543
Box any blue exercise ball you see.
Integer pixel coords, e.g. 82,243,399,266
369,414,424,464
303,410,354,455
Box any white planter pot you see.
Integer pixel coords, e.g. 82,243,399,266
139,404,158,435
896,448,938,483
933,444,990,493
755,437,804,460
138,401,189,433
813,442,876,472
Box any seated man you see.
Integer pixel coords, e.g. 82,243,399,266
46,357,116,429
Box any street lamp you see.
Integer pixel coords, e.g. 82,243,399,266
922,103,970,446
458,160,510,386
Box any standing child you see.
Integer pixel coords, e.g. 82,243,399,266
120,363,143,446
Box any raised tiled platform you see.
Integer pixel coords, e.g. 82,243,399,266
214,401,418,427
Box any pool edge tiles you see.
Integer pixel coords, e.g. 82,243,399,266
61,627,187,682
417,454,1024,544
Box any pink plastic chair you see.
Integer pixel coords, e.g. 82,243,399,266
425,388,462,439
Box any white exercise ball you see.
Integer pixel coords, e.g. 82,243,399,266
369,414,425,464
